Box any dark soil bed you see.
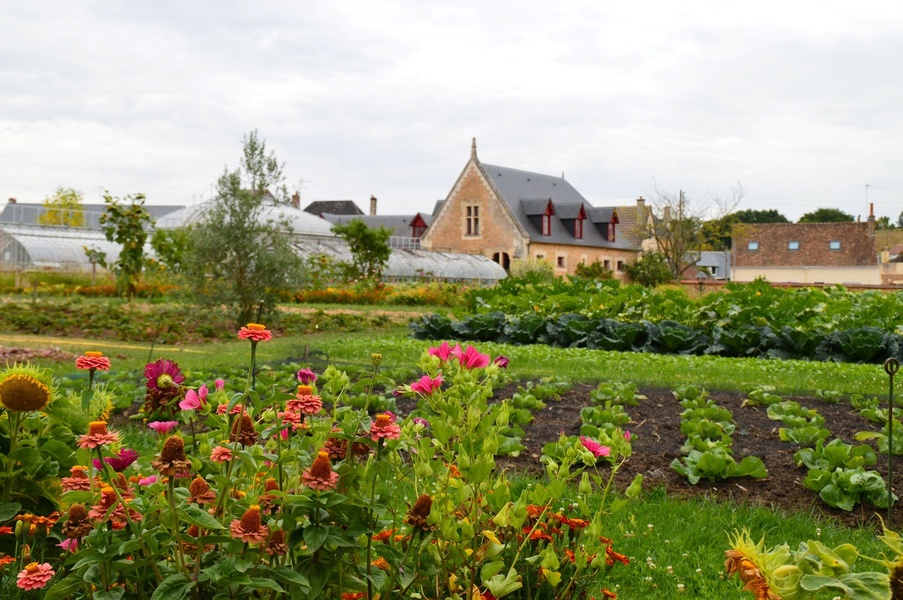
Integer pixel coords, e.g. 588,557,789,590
405,384,900,530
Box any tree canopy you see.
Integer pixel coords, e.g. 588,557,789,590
181,130,304,324
798,208,854,223
331,218,392,281
38,187,85,227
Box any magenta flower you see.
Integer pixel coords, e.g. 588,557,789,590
93,448,139,472
148,421,179,435
579,436,611,458
296,368,318,384
493,355,510,369
453,345,491,369
411,374,443,395
138,475,158,486
412,417,430,428
428,341,457,362
215,378,225,392
57,538,78,552
624,430,632,442
180,386,207,411
144,358,184,392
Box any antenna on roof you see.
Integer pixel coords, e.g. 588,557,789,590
562,172,565,179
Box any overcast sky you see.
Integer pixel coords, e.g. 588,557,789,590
2,1,902,223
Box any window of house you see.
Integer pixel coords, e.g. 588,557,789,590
788,241,799,251
412,224,426,238
616,260,625,272
556,256,566,269
465,205,480,236
574,217,583,239
542,214,552,236
747,241,759,251
603,259,611,269
829,240,841,250
710,266,719,276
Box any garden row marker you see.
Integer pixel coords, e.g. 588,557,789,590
887,357,900,524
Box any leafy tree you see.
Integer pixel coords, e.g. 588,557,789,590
623,252,673,287
150,228,191,274
798,208,854,223
182,130,304,324
897,211,903,228
702,209,789,250
38,187,85,227
331,218,392,281
98,192,154,300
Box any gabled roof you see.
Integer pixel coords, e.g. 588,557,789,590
480,163,634,249
733,222,877,267
303,200,364,216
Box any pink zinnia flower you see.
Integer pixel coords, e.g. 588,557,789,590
148,421,179,435
78,421,119,449
452,345,491,369
238,323,272,342
216,403,244,415
75,351,111,371
57,538,78,552
279,410,302,425
210,446,233,463
230,505,269,544
296,368,317,384
370,413,401,442
410,374,443,395
579,436,611,458
138,475,158,486
16,562,55,590
287,392,322,415
93,448,139,472
301,452,340,491
61,466,93,491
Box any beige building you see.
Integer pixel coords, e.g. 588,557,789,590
732,213,882,285
421,140,639,278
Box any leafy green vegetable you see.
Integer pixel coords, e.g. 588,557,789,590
671,448,767,484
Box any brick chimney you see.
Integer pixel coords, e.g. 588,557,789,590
291,192,300,209
7,197,16,204
868,202,876,234
370,195,377,216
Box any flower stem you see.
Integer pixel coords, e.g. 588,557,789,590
1,410,23,503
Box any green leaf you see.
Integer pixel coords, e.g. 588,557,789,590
150,574,195,600
0,502,22,522
43,573,86,600
178,505,225,530
304,524,329,551
484,567,523,597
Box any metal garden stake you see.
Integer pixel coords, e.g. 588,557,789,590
887,357,900,524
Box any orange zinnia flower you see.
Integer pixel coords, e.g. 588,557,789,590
230,505,269,544
75,351,111,371
301,452,339,491
238,323,272,342
78,421,119,449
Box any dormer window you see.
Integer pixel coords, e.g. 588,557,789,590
574,217,583,239
541,201,555,236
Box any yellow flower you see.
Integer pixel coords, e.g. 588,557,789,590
0,365,53,412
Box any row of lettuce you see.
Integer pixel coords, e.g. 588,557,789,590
413,279,903,364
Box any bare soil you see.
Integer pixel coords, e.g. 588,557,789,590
406,384,901,530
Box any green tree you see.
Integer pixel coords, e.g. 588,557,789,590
573,260,614,280
897,211,903,228
702,209,789,250
182,130,304,324
623,251,673,287
98,192,154,300
798,208,854,223
331,218,392,282
150,228,191,274
38,187,85,227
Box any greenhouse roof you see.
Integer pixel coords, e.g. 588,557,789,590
0,224,130,269
156,199,335,236
292,236,506,281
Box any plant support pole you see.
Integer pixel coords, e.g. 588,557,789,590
887,357,900,524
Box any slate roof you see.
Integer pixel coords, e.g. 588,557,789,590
303,200,364,216
321,213,433,238
480,163,634,249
